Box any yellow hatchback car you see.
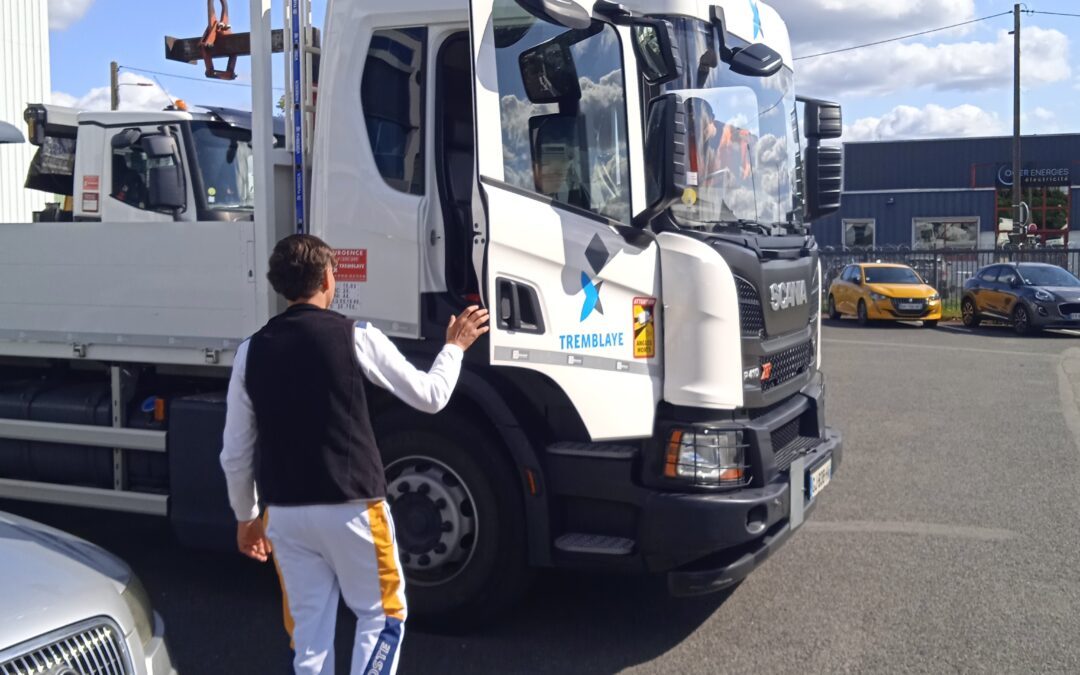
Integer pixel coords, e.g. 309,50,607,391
828,263,942,327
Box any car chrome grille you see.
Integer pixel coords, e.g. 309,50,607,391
735,276,766,338
890,298,927,316
0,618,131,675
761,341,814,392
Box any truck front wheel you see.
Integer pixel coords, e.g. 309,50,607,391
376,412,531,631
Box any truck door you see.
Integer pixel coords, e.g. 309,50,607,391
91,125,194,223
468,0,662,440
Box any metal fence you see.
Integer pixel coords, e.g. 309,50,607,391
820,248,1080,318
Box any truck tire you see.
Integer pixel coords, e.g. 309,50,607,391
375,410,531,632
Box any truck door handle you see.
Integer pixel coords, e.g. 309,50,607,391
496,278,545,334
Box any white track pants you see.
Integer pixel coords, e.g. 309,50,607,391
265,501,407,675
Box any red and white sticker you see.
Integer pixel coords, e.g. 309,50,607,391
82,175,100,191
82,192,100,214
334,249,367,282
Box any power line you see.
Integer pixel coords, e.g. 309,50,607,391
119,65,284,91
1023,10,1080,18
793,11,1012,61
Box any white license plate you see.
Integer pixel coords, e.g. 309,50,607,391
808,460,832,501
1069,314,1080,321
898,303,921,311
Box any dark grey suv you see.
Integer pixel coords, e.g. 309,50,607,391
962,263,1080,335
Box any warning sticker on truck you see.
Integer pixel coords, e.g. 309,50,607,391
82,192,99,214
82,175,100,191
633,297,656,359
333,249,367,282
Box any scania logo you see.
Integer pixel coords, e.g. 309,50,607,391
769,280,808,311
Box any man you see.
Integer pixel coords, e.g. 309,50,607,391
220,234,489,674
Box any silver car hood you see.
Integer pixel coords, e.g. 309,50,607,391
0,511,134,652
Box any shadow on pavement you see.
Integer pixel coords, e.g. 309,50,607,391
1,500,728,675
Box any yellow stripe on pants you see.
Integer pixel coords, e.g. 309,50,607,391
366,500,406,620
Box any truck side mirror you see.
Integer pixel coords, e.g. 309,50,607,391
514,0,591,29
728,43,783,78
111,128,141,150
632,93,688,228
804,145,842,221
631,19,682,85
139,133,187,212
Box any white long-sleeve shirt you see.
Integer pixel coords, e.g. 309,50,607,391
219,322,463,522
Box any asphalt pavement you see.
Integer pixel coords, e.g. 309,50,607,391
5,320,1080,673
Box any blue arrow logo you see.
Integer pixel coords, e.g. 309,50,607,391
580,272,604,322
750,0,763,39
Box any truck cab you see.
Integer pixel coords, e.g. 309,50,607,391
23,104,280,223
309,0,842,620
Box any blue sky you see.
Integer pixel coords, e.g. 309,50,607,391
47,0,1080,142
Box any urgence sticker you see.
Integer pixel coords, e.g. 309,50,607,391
633,297,656,359
333,249,367,282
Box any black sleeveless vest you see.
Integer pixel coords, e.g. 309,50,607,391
245,304,385,505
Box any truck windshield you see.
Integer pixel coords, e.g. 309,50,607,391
191,122,255,210
660,18,802,233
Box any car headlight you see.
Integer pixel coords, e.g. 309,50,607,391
1034,289,1054,302
121,575,154,646
928,293,941,303
869,292,887,301
664,428,747,486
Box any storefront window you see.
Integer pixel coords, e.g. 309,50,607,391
842,219,875,248
913,218,978,250
995,186,1070,247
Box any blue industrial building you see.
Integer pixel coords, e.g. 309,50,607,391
813,134,1080,250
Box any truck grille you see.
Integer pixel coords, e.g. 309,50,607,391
771,417,819,471
735,277,765,338
761,341,814,392
0,619,131,675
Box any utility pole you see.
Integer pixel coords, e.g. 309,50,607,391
110,61,120,111
1012,3,1022,233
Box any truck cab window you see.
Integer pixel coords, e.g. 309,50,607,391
191,123,255,210
362,28,427,195
492,7,631,223
111,139,169,212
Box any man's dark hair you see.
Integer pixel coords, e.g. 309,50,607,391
267,234,336,301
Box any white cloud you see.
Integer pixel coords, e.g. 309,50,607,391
52,72,174,111
798,26,1070,99
843,103,1005,143
770,0,976,52
1021,106,1064,135
48,0,95,30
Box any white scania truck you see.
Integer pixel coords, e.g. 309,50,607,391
0,0,843,626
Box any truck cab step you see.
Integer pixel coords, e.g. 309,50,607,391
555,533,635,556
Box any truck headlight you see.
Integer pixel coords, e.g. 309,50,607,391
121,575,154,646
664,428,748,486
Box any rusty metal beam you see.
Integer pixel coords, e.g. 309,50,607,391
164,29,286,64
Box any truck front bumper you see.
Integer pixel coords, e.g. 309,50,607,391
654,428,841,596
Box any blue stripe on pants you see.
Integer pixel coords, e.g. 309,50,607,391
363,616,403,675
